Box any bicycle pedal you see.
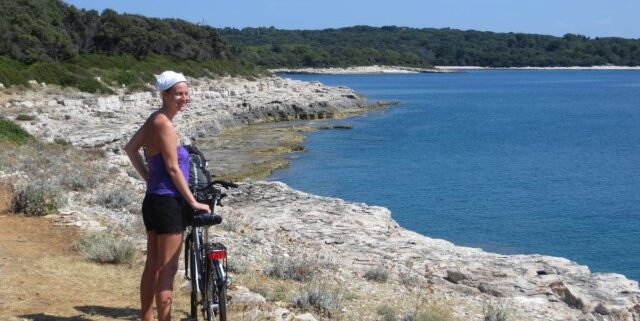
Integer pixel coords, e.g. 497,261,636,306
225,276,232,288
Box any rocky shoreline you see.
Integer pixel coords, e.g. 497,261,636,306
1,75,639,321
271,65,443,74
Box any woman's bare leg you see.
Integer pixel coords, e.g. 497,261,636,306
155,232,184,321
141,231,159,321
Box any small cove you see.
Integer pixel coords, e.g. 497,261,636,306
268,70,640,281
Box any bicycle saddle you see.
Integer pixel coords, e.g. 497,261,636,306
191,213,222,227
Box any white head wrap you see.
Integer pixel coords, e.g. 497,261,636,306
154,71,187,91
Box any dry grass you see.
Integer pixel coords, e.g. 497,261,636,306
0,215,142,320
0,180,12,214
230,256,468,321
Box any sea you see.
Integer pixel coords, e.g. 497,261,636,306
270,70,640,281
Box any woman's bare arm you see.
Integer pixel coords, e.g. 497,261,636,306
124,125,149,183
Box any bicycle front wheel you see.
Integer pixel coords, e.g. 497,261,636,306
190,244,199,320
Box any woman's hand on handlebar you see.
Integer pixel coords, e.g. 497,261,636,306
190,201,211,214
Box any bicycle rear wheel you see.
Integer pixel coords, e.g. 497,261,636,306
204,259,227,321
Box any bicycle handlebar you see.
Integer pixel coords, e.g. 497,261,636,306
193,179,237,210
195,179,239,191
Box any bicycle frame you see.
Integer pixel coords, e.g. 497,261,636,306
184,180,235,321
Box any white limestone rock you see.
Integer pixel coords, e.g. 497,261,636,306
228,285,266,307
224,181,640,321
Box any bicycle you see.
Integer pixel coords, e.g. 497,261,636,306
184,179,237,321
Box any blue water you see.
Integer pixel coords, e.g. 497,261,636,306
270,70,640,281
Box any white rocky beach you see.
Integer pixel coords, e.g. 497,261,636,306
1,75,639,321
270,65,640,75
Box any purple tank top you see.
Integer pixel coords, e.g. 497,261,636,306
146,146,190,196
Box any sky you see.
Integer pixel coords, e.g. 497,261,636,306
63,0,639,39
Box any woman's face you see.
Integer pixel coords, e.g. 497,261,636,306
164,82,189,111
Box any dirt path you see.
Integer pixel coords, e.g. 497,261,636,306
0,215,192,321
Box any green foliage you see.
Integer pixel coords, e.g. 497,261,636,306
0,0,228,63
0,56,29,86
0,53,263,92
0,117,34,145
219,26,640,68
73,230,135,264
11,181,66,216
15,114,36,121
0,0,265,92
26,61,112,93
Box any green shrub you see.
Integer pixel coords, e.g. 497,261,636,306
15,114,36,121
264,256,317,282
11,181,66,216
59,167,103,191
53,138,70,145
74,230,135,264
363,266,389,283
0,56,28,86
0,117,34,145
399,272,421,287
0,54,262,93
25,61,113,94
377,305,398,321
94,188,137,213
291,286,341,317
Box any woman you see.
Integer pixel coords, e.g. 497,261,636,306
125,70,210,321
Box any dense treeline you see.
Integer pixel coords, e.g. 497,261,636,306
219,26,640,68
0,0,227,62
0,0,262,92
2,0,639,92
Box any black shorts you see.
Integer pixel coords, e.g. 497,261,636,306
142,194,187,234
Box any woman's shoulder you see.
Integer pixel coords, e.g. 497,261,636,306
147,111,174,131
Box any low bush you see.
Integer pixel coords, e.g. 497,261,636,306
11,181,66,216
53,138,71,145
60,167,103,191
377,305,398,321
15,114,36,121
1,54,264,93
0,56,28,87
73,230,135,264
291,286,341,317
0,117,34,145
363,265,389,283
399,272,422,287
94,188,136,212
402,301,460,321
264,256,317,282
482,301,510,321
26,61,113,94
